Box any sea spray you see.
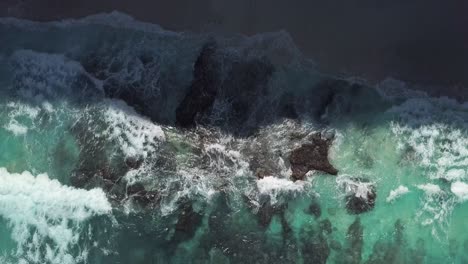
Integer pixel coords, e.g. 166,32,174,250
0,168,111,264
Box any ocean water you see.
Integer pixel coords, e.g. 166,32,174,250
1,12,468,264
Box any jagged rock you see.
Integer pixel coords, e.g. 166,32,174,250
344,178,377,214
289,134,338,180
176,41,220,128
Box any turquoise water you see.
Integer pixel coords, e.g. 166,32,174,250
1,13,468,264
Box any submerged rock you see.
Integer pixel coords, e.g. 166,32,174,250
307,198,322,219
174,201,203,240
289,133,338,180
127,183,160,208
343,178,377,214
365,220,425,264
337,217,364,264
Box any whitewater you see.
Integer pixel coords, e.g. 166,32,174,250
0,12,468,264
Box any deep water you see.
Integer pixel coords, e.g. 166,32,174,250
1,12,468,264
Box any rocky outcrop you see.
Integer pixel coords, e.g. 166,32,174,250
175,40,275,133
343,177,377,214
176,41,220,128
289,133,338,180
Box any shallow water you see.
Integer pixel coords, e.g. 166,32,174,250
1,12,468,264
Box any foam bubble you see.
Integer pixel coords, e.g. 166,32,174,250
4,120,28,135
386,185,410,203
0,168,111,264
257,176,307,204
101,99,165,159
451,181,468,201
336,176,374,199
417,183,442,195
3,101,41,136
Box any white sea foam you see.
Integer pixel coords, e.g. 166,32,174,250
386,185,410,203
4,120,28,135
0,168,111,264
417,183,442,195
336,176,374,199
257,176,307,204
3,101,41,135
391,122,468,181
451,181,468,201
101,99,165,159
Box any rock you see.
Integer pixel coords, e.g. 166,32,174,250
330,239,342,251
302,234,330,264
344,178,376,214
127,183,160,208
125,156,143,170
307,199,322,218
289,135,338,180
176,41,220,128
255,168,270,179
320,219,333,235
175,39,274,134
257,200,286,228
345,217,364,264
218,57,274,131
174,202,203,240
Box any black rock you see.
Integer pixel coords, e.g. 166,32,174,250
340,217,364,264
176,41,220,128
345,178,376,215
125,156,143,170
289,135,338,180
307,199,322,218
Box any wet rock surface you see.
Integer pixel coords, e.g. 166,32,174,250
343,178,377,214
289,133,338,180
